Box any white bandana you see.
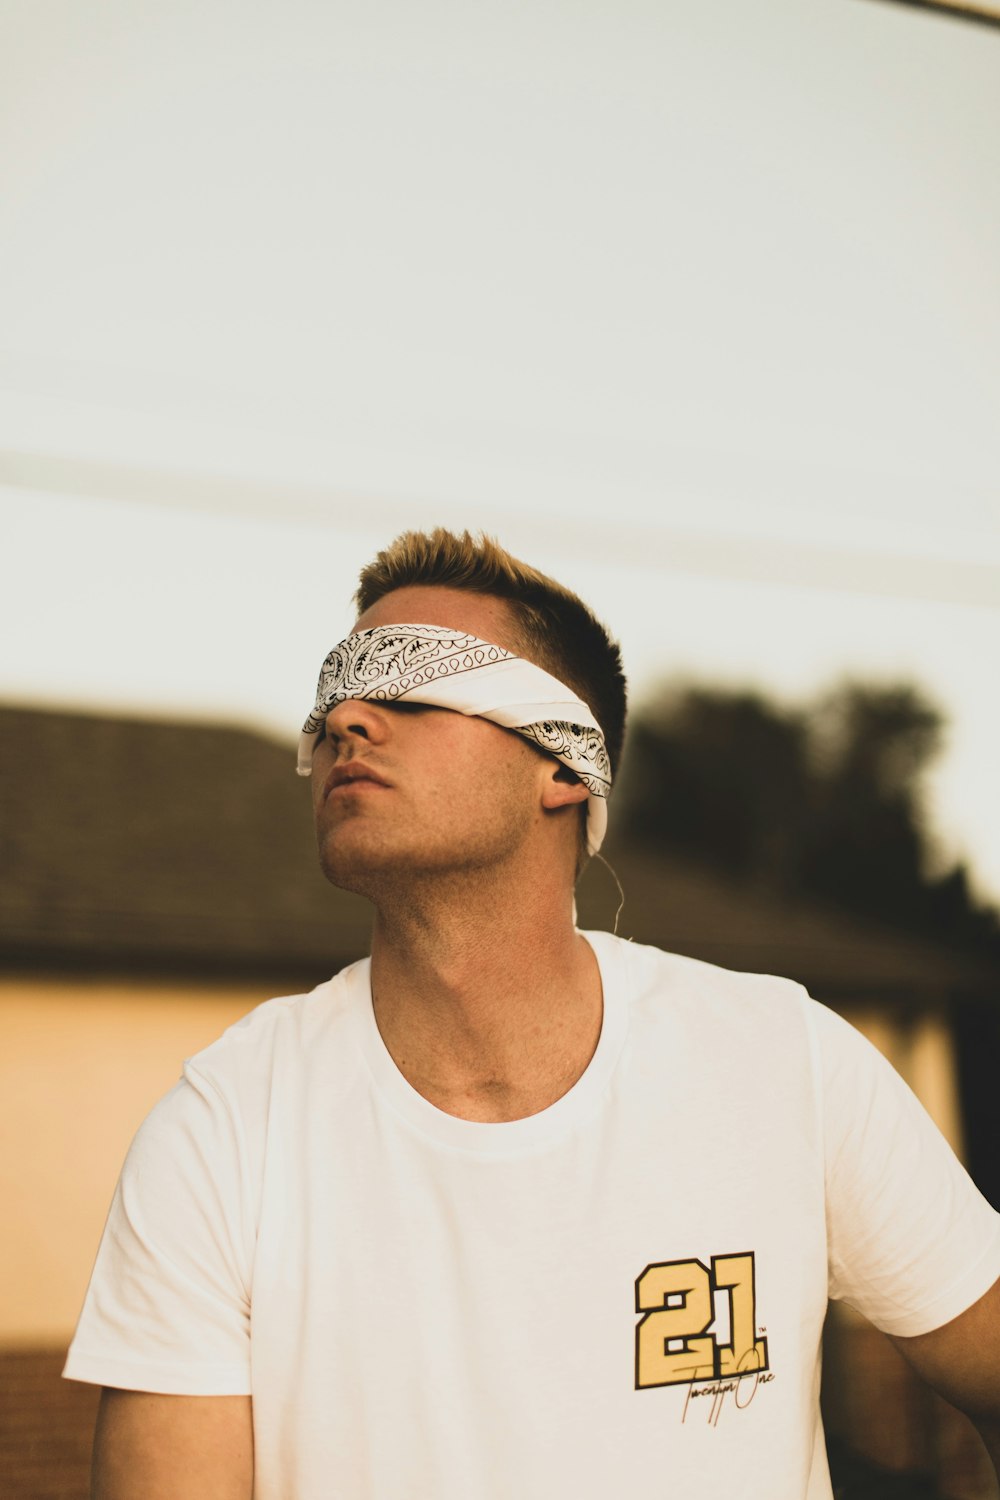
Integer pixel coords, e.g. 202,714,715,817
298,624,611,853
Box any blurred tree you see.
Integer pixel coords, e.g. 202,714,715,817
623,689,809,890
619,678,1000,954
799,683,941,931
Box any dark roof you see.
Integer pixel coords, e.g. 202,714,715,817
0,704,371,984
2,704,995,998
577,843,996,1001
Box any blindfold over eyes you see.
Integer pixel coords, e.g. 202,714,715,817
297,624,611,853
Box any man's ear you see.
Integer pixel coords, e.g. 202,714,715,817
540,763,589,811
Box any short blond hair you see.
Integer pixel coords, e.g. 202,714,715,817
355,528,627,777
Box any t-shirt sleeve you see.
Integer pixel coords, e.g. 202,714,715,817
813,1000,1000,1337
62,1060,254,1395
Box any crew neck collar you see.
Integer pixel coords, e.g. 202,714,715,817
352,930,629,1157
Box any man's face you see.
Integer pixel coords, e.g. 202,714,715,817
310,586,553,895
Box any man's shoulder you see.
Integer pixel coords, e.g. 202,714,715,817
182,957,371,1095
593,929,809,1007
591,930,818,1056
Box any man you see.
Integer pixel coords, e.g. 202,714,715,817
66,529,1000,1499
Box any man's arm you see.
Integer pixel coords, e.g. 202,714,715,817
91,1389,253,1500
889,1274,1000,1484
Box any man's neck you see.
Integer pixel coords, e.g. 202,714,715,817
367,875,603,1124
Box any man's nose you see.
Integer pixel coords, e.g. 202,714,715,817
323,697,391,748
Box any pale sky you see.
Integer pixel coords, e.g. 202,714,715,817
2,0,999,897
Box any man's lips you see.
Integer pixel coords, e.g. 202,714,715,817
322,762,392,801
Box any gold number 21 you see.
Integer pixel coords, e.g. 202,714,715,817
634,1252,769,1389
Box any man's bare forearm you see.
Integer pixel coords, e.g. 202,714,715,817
890,1276,1000,1500
969,1413,1000,1496
92,1389,253,1500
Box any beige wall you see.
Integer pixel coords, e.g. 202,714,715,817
0,977,261,1347
843,1003,965,1158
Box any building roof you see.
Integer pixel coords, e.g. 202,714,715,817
577,843,994,1001
2,704,995,998
0,704,371,984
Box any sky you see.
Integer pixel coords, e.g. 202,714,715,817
2,0,999,897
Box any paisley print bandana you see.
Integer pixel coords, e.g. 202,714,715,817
298,623,611,853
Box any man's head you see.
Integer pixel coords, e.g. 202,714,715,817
354,529,627,778
307,529,627,895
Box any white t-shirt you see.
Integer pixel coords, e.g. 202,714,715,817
64,933,1000,1500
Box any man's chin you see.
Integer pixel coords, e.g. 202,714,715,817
316,828,509,896
316,828,412,894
